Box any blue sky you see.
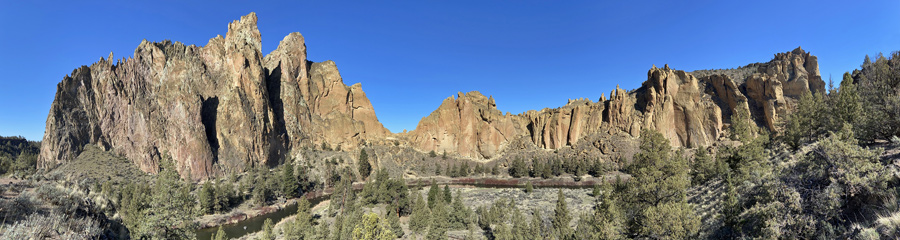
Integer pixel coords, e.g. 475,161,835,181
1,1,898,141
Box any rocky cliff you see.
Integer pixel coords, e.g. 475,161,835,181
406,47,825,159
39,13,388,180
40,12,827,176
406,92,519,159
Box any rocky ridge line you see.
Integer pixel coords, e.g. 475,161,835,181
406,47,825,159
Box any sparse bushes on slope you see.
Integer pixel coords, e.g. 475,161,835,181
722,125,895,239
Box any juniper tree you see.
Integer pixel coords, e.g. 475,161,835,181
358,149,371,180
427,181,441,209
261,218,274,240
624,129,698,239
443,185,452,204
409,192,431,235
387,210,404,238
553,189,572,238
198,181,215,214
282,162,298,197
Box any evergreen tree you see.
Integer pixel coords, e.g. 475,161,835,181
511,207,529,239
387,210,404,238
627,129,690,207
214,180,233,213
443,185,452,204
409,192,431,235
508,157,528,178
358,149,371,180
213,225,227,240
730,103,754,142
593,182,625,240
261,218,274,240
625,129,698,239
530,159,543,178
530,210,544,239
551,158,563,176
574,212,597,239
427,181,441,209
450,190,473,229
832,72,862,129
282,162,298,198
638,201,700,239
782,92,828,149
284,198,314,239
317,218,331,240
493,222,513,240
690,146,719,185
135,158,197,239
552,189,572,238
461,161,470,176
198,181,215,214
427,202,449,240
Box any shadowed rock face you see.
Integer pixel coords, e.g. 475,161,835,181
39,13,388,180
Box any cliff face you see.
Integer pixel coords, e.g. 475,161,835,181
407,92,519,159
635,65,723,148
407,47,825,158
39,13,388,180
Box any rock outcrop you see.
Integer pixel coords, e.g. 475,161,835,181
744,47,825,129
40,13,388,180
407,92,519,159
524,99,604,149
407,47,825,158
635,65,723,148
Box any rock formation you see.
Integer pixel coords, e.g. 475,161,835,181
635,65,723,148
39,12,827,175
524,99,604,149
39,13,388,180
744,47,825,129
407,92,519,159
407,47,825,158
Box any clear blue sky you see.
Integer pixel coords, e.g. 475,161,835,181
1,1,898,141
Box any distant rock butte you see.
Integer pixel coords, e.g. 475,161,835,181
39,13,388,180
39,12,825,177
